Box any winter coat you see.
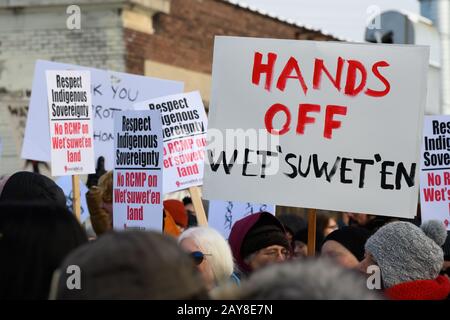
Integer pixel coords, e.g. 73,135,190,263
385,275,450,300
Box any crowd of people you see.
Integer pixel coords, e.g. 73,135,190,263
0,170,450,300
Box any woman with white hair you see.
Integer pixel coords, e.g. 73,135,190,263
179,227,235,291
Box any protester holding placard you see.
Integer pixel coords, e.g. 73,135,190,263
86,156,107,188
87,172,192,237
86,170,113,236
228,212,290,277
358,220,450,300
179,227,235,291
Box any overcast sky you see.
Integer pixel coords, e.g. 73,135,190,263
234,0,420,41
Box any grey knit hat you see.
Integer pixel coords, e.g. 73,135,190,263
365,220,447,289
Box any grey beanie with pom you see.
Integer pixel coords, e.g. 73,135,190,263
365,220,447,289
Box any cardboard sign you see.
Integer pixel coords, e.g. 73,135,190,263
46,70,95,176
113,110,163,231
22,60,183,170
203,36,429,219
208,200,276,239
56,175,90,223
419,116,450,230
134,91,208,194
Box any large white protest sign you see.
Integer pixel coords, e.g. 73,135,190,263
420,116,450,230
113,110,163,231
22,60,183,170
56,175,90,223
134,91,208,194
208,200,276,239
203,36,429,219
46,70,95,176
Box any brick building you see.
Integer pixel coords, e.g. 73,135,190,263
0,0,337,175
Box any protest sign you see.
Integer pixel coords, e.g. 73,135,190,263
203,36,429,219
113,110,163,231
46,70,94,176
56,175,90,223
419,116,450,230
134,91,208,194
208,200,275,239
22,60,183,170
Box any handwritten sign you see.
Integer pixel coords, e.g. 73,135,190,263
208,200,276,239
113,110,163,231
22,60,183,170
420,116,450,230
134,91,208,194
203,36,429,218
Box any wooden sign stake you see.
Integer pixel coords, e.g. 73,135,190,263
72,175,81,223
307,208,317,256
189,186,208,226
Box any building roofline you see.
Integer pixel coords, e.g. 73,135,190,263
221,0,351,41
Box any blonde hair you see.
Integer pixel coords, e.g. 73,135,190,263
179,227,234,286
98,171,113,203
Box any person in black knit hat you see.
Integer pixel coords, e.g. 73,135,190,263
321,226,370,269
0,171,65,207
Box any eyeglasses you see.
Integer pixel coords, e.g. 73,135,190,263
190,251,212,265
259,248,289,259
